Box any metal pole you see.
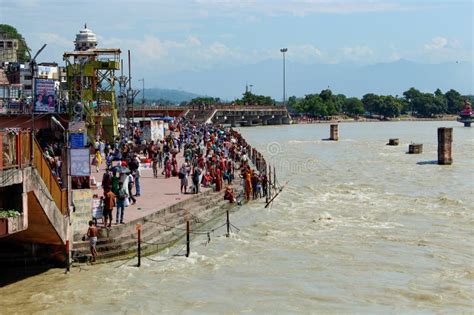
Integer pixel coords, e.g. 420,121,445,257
30,61,35,162
280,48,287,107
137,224,141,267
226,210,230,237
283,52,285,106
29,44,47,163
65,240,70,272
186,220,190,257
268,165,272,198
273,166,276,190
128,50,134,130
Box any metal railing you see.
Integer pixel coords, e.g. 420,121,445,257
33,138,68,214
0,129,67,214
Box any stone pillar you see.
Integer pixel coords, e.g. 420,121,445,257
408,143,423,154
387,138,399,146
438,127,453,165
330,124,339,141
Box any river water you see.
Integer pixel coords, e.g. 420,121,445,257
1,121,473,314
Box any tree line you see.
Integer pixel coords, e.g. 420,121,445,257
288,88,471,118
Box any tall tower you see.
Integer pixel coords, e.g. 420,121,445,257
74,24,98,51
64,24,121,142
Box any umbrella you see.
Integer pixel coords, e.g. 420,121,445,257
112,165,130,174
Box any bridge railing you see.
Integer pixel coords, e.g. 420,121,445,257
33,137,68,214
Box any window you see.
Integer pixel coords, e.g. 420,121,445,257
0,42,4,48
7,41,12,48
24,85,32,90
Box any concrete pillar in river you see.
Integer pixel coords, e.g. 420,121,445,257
408,143,423,154
387,138,399,146
329,124,339,141
438,127,453,165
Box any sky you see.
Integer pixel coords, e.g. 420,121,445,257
1,0,473,98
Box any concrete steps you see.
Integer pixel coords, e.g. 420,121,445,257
71,189,238,263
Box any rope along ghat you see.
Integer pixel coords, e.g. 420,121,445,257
109,210,241,268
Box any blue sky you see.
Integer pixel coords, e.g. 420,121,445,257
1,0,472,97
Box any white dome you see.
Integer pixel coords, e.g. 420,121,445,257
74,24,98,51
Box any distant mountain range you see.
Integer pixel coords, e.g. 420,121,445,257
145,59,473,101
140,88,202,104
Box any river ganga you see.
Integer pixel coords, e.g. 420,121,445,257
0,121,472,314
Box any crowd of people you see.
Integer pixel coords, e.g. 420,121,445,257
42,142,64,187
92,118,267,230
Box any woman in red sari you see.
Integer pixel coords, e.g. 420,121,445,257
165,157,171,178
215,168,222,192
171,154,178,176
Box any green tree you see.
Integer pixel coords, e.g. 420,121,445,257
334,94,347,113
299,94,329,116
411,93,446,117
286,96,299,113
361,93,380,114
378,95,402,118
343,97,365,116
236,91,274,106
0,24,29,62
444,89,464,114
189,97,220,105
403,87,422,114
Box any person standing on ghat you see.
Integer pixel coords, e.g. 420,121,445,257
96,115,267,230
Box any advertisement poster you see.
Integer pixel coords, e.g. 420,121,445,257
70,148,90,176
34,79,56,112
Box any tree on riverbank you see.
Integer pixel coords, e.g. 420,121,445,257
288,87,469,118
188,97,220,106
235,91,275,106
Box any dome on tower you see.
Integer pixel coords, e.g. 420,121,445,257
74,24,98,51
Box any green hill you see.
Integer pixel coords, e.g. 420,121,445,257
141,88,202,104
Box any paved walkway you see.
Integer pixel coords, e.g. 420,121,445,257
90,150,206,227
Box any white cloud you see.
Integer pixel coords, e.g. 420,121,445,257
421,36,470,62
342,45,374,60
35,32,72,48
424,36,448,50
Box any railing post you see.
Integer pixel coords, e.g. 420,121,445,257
226,210,230,237
136,224,141,267
186,220,190,258
65,240,70,273
17,133,21,168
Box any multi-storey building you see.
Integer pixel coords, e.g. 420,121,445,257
0,30,20,64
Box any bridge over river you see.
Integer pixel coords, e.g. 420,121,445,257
127,105,291,126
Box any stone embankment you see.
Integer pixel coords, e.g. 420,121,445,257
73,189,235,263
73,130,269,264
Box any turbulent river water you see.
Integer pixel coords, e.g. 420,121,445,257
1,121,473,314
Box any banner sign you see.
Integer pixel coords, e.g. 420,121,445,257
72,189,92,241
34,79,56,112
70,133,86,149
70,148,90,176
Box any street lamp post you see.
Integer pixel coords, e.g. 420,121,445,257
28,43,47,163
280,48,287,107
139,78,145,119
